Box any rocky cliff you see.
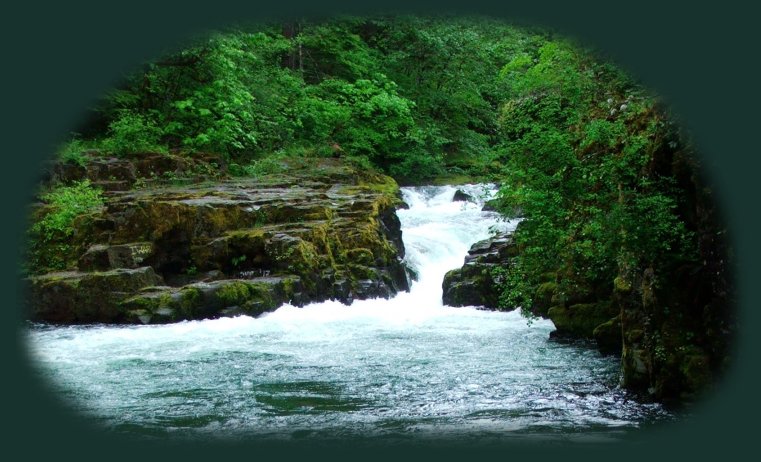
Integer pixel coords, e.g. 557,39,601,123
25,155,410,324
442,150,735,404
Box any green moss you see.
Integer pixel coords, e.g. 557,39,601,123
217,281,253,305
179,287,202,310
345,248,375,266
356,174,400,196
621,346,650,388
281,278,296,297
336,175,401,209
347,264,378,280
532,281,557,316
538,272,557,283
548,301,616,338
614,275,632,293
593,315,622,354
228,228,267,240
310,224,340,266
157,293,172,308
121,292,172,313
245,283,276,310
121,294,154,311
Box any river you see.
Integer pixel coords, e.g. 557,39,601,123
25,185,673,445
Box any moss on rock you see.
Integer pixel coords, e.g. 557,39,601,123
27,158,409,324
548,301,617,339
593,315,622,355
27,267,163,323
531,281,557,317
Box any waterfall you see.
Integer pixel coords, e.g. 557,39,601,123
398,184,513,307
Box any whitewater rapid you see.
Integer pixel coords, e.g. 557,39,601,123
25,185,670,443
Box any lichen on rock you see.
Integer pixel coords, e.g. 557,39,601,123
25,157,410,324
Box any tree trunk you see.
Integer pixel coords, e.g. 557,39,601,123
281,23,298,70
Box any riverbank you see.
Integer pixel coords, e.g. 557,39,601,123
25,154,410,324
25,185,672,442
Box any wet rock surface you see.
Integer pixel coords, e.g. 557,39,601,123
26,158,410,324
442,232,516,309
452,189,474,202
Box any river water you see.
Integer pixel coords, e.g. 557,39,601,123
25,185,673,445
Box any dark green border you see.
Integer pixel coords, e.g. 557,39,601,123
3,1,758,459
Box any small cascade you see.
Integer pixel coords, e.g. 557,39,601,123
25,185,671,443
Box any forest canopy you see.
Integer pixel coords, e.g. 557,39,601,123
61,15,696,304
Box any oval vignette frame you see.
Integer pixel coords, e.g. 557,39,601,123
4,1,756,459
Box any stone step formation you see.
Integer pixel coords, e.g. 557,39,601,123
26,157,411,324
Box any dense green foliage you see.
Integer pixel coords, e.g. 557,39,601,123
51,16,719,312
28,180,104,271
483,35,733,400
491,38,697,317
68,17,556,182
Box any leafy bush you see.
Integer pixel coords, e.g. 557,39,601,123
103,111,166,155
57,138,90,167
28,180,104,271
229,155,288,178
493,39,698,314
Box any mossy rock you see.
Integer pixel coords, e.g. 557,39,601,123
28,158,409,324
345,248,375,266
621,345,651,390
442,265,499,308
78,241,154,271
593,315,622,355
26,267,163,323
613,275,632,294
550,283,596,308
121,276,303,323
548,301,617,338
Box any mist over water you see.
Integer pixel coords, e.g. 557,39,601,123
26,185,672,444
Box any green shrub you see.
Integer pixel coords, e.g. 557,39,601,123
103,111,166,155
57,138,90,167
28,180,104,271
229,155,288,178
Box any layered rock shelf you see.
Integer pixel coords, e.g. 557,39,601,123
26,157,410,324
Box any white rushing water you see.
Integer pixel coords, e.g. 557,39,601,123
26,185,671,445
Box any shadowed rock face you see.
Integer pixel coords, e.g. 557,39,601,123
26,157,410,324
442,233,517,309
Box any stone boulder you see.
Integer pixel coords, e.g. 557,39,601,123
26,267,164,323
593,314,623,355
78,242,154,271
547,301,618,340
442,233,517,308
120,276,304,324
452,189,474,202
